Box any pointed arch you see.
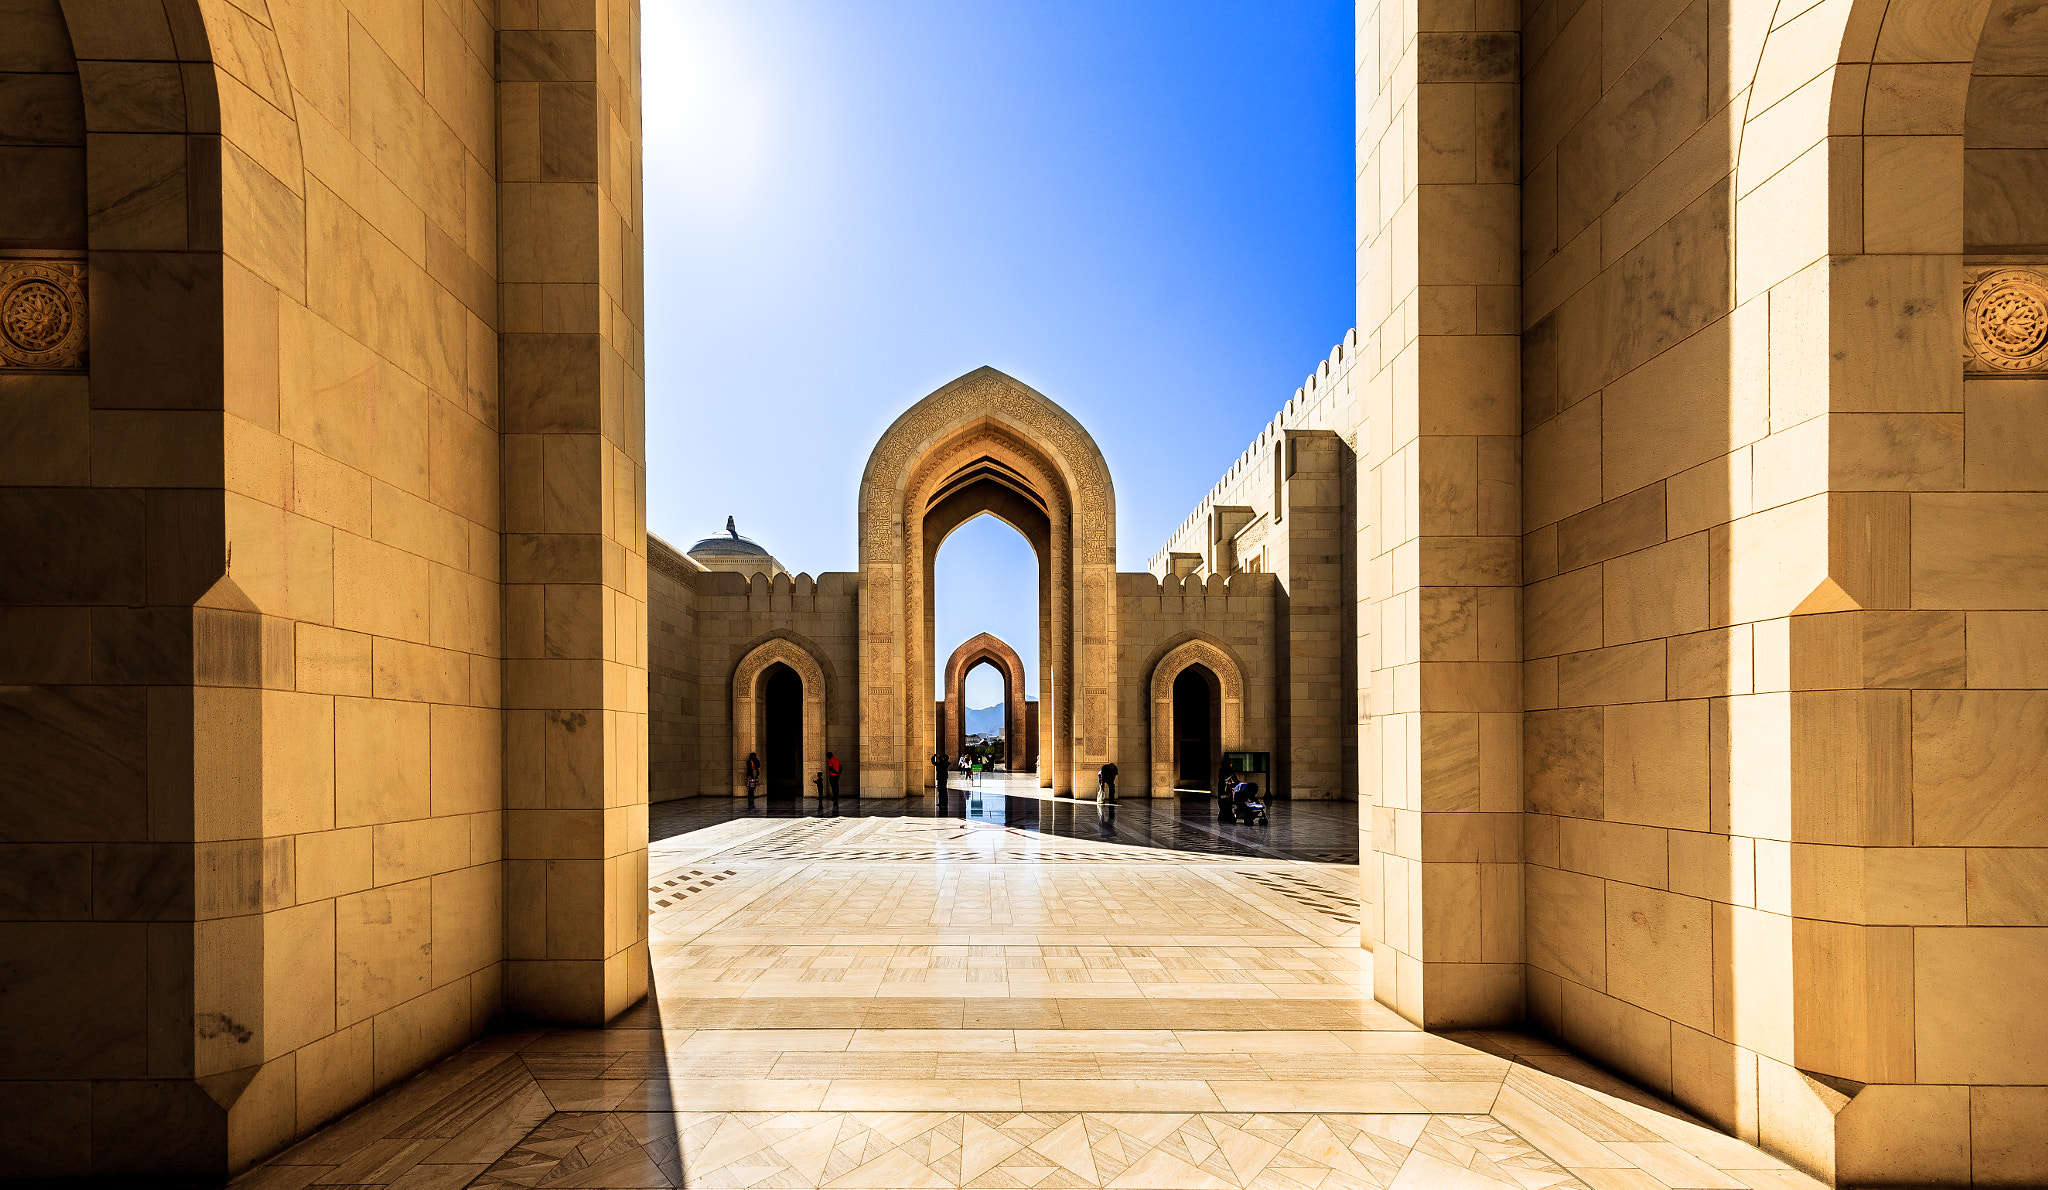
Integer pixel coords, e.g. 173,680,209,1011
856,368,1117,795
731,637,828,798
1149,637,1246,799
942,632,1030,766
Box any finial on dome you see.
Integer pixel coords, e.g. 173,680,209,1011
726,515,737,538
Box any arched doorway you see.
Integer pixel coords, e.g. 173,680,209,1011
1149,637,1245,798
859,368,1118,796
1172,665,1218,790
761,664,803,795
965,661,1007,766
941,631,1032,770
731,636,829,798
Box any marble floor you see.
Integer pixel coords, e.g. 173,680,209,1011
648,774,1363,865
234,794,1822,1190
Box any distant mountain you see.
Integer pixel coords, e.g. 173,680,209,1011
964,704,1004,735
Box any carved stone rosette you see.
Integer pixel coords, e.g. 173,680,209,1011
1964,267,2048,374
0,259,86,370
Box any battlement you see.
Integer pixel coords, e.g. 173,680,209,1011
1149,329,1360,575
1117,570,1276,599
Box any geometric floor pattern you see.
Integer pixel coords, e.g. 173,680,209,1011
473,1110,1586,1189
234,793,1825,1190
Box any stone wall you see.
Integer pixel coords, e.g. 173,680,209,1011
0,0,239,1175
648,534,700,801
1356,0,1526,1036
1116,572,1279,797
0,0,645,1175
1506,0,2047,1179
1517,0,1746,1138
1151,334,1360,578
643,559,860,800
1147,340,1362,803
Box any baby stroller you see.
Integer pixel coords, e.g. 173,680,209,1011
1219,778,1268,825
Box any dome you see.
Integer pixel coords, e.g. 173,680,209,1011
688,532,771,558
686,517,786,578
688,515,768,557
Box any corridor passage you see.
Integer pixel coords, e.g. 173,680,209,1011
235,790,1823,1190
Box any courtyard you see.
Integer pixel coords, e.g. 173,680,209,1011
227,789,1825,1190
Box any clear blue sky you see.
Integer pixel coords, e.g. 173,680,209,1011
643,0,1354,708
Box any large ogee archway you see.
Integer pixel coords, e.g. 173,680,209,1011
857,368,1117,796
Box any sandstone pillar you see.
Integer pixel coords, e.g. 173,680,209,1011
1358,0,1524,1026
497,2,649,1023
1278,429,1349,799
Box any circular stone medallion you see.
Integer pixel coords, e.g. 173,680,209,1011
1965,268,2048,372
0,262,86,369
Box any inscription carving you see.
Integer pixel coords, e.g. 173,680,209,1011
1965,268,2048,373
0,260,86,370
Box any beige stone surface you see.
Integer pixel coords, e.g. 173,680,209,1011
0,0,634,1173
7,0,2048,1181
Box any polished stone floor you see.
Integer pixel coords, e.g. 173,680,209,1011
233,789,1822,1190
649,773,1362,865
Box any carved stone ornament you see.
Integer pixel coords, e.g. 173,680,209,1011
1964,268,2048,373
0,259,86,370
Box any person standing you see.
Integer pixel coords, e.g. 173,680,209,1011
932,751,950,801
1217,756,1235,800
1097,760,1118,803
826,751,842,799
745,752,761,800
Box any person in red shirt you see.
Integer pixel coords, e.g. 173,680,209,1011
826,752,842,800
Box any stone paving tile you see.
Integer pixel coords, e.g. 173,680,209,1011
233,814,1825,1190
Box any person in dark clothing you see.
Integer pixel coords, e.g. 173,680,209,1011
932,752,950,802
1217,757,1235,799
826,752,842,799
1097,761,1118,803
745,752,761,800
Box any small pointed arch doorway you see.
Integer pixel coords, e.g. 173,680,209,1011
1149,637,1246,798
943,632,1033,770
731,637,828,798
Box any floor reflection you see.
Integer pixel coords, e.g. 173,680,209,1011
648,773,1358,864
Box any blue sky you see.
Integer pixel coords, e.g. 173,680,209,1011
642,0,1354,707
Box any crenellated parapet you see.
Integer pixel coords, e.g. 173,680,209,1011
1150,330,1361,577
1117,570,1277,601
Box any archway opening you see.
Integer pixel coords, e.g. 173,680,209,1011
933,512,1040,781
762,663,803,795
1172,664,1220,791
1966,0,2048,254
862,373,1120,799
963,657,1007,766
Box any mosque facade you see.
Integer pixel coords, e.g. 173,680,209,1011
0,0,2045,1183
643,365,1350,809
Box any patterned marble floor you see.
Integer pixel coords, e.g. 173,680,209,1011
234,812,1823,1190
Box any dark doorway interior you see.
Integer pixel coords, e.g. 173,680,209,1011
1172,665,1216,790
763,663,802,794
